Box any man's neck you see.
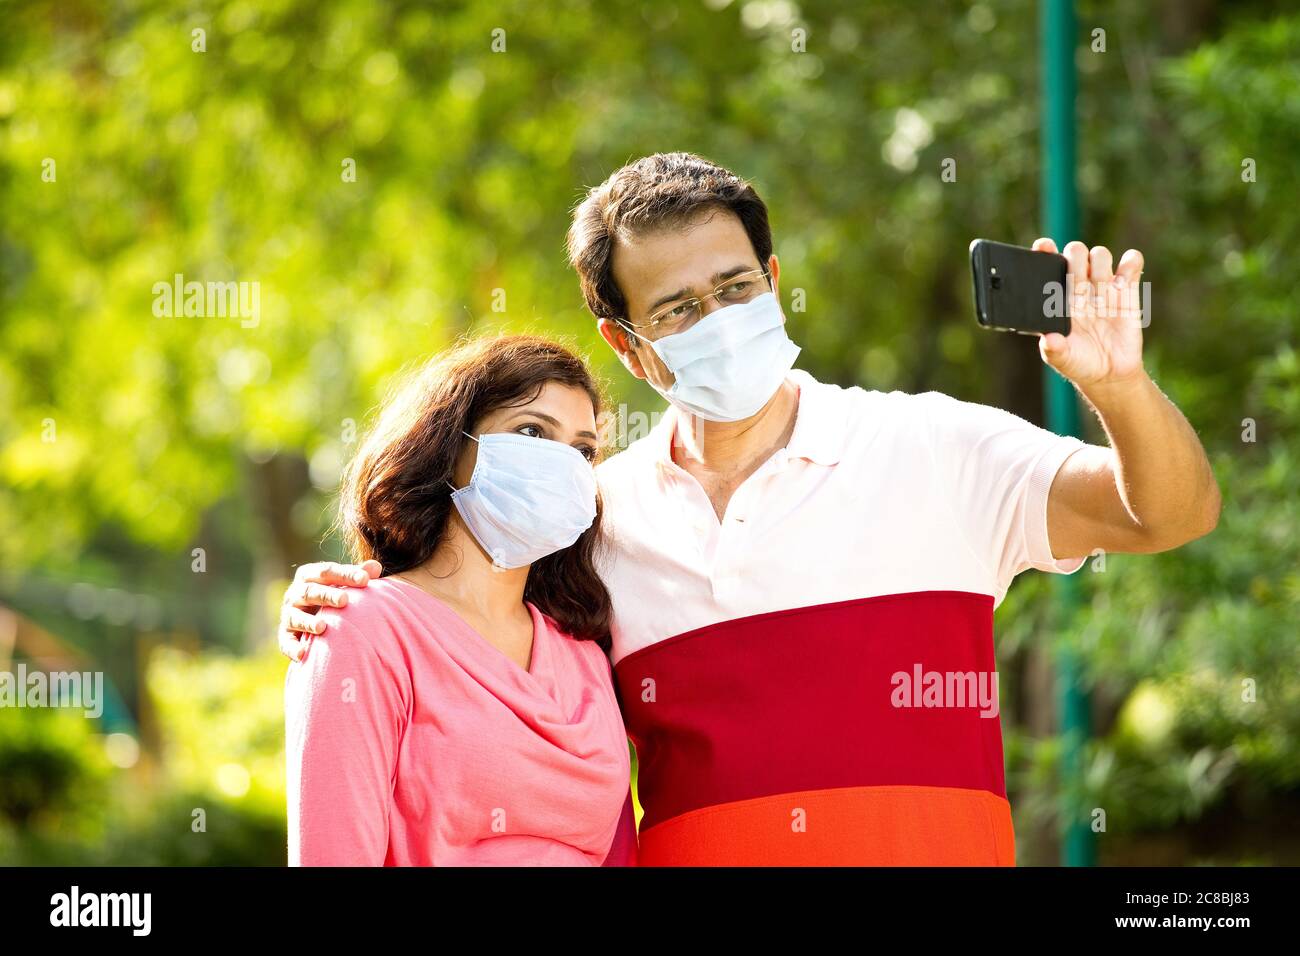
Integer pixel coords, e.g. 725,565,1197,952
671,378,800,513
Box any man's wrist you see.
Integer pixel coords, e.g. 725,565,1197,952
1078,368,1155,412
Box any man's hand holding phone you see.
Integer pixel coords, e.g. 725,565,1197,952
972,236,1146,392
1031,237,1146,391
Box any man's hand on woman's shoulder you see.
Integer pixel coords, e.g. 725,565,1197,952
278,560,382,661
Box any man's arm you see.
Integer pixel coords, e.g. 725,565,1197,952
1036,239,1221,558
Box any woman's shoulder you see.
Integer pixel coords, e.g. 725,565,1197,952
318,574,399,623
313,576,438,661
288,580,416,711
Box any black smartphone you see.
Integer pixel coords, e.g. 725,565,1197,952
969,238,1070,335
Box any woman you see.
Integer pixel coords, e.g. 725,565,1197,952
285,335,636,866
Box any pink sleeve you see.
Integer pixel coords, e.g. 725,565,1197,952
601,789,639,867
285,620,409,866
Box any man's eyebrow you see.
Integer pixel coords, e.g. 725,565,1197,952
710,264,757,285
647,286,692,314
506,410,598,440
646,264,758,314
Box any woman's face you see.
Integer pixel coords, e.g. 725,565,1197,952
451,381,600,488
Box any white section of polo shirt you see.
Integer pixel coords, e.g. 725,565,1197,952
595,370,1088,667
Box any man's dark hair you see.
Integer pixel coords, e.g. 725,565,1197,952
566,152,773,328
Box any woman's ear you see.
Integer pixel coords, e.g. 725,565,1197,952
597,318,648,381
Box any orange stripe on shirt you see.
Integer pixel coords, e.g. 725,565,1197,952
637,784,1016,867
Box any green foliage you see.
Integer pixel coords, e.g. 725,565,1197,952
0,644,288,865
147,643,288,813
0,707,111,831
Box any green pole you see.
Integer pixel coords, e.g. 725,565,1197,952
1040,0,1094,867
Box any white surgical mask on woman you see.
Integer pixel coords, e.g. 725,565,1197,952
630,292,800,423
450,432,597,569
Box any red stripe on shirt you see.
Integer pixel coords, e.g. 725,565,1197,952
614,591,1007,836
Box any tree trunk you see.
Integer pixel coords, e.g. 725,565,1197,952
243,454,316,651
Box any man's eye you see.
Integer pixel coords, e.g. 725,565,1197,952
665,303,693,319
723,280,752,296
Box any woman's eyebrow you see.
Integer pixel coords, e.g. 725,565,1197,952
507,410,598,440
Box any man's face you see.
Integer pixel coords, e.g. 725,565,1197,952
597,208,780,391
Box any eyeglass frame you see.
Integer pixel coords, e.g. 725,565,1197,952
619,268,774,334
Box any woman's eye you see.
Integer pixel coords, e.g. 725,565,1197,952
517,424,543,439
576,444,598,462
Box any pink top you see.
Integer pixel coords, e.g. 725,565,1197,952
285,576,636,866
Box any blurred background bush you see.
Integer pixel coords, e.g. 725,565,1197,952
1,0,1296,865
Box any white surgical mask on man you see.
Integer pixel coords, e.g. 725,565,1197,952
450,431,597,569
630,292,800,423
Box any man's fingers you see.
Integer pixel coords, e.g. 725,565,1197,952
277,558,377,661
1089,246,1116,317
1116,248,1144,284
1115,250,1144,324
278,600,324,663
1038,331,1071,372
298,583,350,609
278,628,307,663
295,560,374,587
1089,246,1114,283
283,606,325,636
1062,240,1090,278
1043,240,1142,324
1114,249,1145,325
1062,241,1090,313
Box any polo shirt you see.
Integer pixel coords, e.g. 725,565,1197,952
595,368,1087,865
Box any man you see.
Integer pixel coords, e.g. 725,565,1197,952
278,153,1219,865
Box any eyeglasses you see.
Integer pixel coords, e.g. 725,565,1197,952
623,269,772,338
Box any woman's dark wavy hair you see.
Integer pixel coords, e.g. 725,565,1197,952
336,334,613,649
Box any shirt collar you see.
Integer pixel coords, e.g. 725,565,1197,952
784,369,845,466
646,368,844,470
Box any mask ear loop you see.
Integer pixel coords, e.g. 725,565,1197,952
623,324,664,365
621,323,676,390
448,431,480,493
621,322,684,401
